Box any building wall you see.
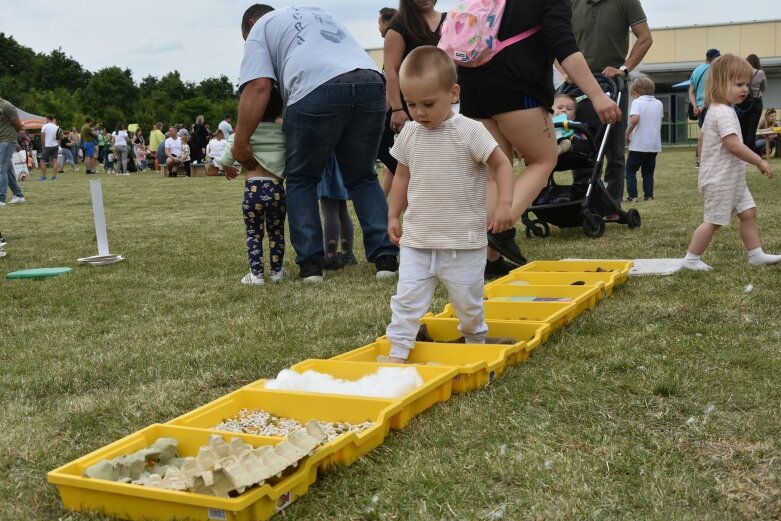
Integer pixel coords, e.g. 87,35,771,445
643,22,780,64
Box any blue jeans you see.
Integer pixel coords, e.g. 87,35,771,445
0,141,24,202
625,151,657,199
283,79,398,265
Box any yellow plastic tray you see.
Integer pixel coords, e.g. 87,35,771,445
334,321,550,393
169,389,397,469
483,284,602,316
437,299,578,331
485,270,614,297
48,424,326,521
244,359,457,430
332,339,507,394
514,260,633,285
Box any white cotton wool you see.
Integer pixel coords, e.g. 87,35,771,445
264,367,424,399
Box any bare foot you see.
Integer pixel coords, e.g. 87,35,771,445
384,356,407,364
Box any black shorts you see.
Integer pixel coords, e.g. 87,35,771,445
698,107,708,128
42,146,59,162
459,79,542,119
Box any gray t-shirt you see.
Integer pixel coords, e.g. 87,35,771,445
0,98,20,144
239,6,379,106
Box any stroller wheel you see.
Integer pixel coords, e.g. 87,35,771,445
582,216,606,239
626,209,641,229
525,219,550,238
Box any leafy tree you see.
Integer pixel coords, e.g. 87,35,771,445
81,67,138,124
22,88,81,129
172,96,220,129
196,76,236,101
32,49,91,92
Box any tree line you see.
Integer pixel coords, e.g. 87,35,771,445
0,33,238,133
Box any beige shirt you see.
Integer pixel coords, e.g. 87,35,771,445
390,114,497,250
699,104,746,194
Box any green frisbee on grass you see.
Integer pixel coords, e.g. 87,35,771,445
6,267,72,280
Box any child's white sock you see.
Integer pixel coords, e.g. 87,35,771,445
682,251,712,271
747,247,781,265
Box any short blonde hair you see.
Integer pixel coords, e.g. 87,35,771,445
631,77,655,96
553,93,576,106
400,45,457,92
704,54,752,106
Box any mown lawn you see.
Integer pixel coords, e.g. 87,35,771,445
1,147,779,520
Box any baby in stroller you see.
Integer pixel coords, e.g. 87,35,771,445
552,94,587,155
521,75,640,239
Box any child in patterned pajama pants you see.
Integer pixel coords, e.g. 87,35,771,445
243,178,286,282
220,87,288,285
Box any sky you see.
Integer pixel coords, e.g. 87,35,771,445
0,0,774,85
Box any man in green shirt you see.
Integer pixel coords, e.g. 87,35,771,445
80,116,98,174
572,0,653,210
0,96,26,205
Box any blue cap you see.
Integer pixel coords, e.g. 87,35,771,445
706,48,721,59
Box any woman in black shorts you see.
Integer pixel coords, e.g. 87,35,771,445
457,0,621,277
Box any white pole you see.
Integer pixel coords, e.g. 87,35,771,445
89,179,111,256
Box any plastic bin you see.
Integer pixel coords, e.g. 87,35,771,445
515,260,633,285
437,300,578,331
484,271,615,297
169,389,396,469
48,424,326,521
483,284,602,316
244,359,457,430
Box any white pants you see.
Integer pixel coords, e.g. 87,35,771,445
387,246,488,359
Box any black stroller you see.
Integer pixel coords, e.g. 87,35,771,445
521,75,640,239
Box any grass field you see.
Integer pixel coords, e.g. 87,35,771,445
1,147,780,520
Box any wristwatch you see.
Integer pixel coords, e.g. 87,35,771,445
619,65,629,77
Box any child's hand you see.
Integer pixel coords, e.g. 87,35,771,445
758,160,773,179
224,166,239,180
388,217,402,245
488,203,513,234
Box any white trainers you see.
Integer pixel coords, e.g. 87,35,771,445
241,272,265,285
269,268,288,283
0,202,5,207
8,196,25,204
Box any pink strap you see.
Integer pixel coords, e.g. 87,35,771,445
494,24,543,53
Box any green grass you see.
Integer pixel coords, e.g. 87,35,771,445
1,147,780,520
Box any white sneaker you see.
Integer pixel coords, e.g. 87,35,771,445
241,272,265,285
0,202,5,207
269,268,288,283
8,196,25,204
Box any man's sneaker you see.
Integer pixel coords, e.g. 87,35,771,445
51,176,57,181
337,251,358,266
487,228,527,266
8,196,25,205
485,255,514,281
624,196,639,203
269,268,288,283
374,255,398,279
299,259,324,282
38,176,47,181
241,272,265,285
644,196,654,201
0,202,5,207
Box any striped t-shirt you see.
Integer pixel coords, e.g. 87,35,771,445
390,114,498,250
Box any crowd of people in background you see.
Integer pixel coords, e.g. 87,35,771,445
9,114,236,179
